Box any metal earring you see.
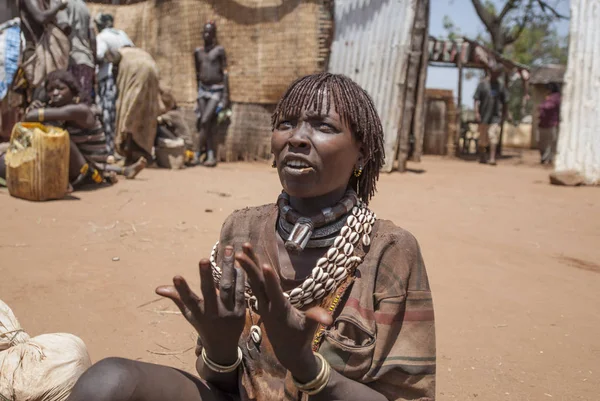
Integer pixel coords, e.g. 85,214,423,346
353,164,363,177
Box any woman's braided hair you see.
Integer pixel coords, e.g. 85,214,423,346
272,73,385,204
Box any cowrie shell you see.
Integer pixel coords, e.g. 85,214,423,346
250,325,262,344
302,278,315,292
334,268,348,281
347,215,358,227
313,283,324,293
319,272,330,283
314,288,326,299
341,226,351,238
335,253,347,265
316,257,329,268
302,297,314,306
363,223,372,235
362,234,371,247
301,291,313,300
369,216,376,224
349,232,360,244
325,278,336,291
334,236,346,249
358,214,366,224
327,247,339,261
352,206,360,216
283,292,290,299
289,288,303,299
343,243,354,256
354,222,363,234
327,263,336,274
312,267,324,281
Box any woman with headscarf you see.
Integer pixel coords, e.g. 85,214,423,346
93,12,133,155
65,73,436,401
106,46,159,165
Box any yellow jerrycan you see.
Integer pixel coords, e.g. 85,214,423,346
5,122,70,201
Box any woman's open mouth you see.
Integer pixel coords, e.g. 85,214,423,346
282,159,315,176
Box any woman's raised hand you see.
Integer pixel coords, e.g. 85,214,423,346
156,246,246,365
236,243,333,383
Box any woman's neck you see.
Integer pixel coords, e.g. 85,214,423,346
288,187,347,217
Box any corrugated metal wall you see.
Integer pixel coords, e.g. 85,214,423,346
555,0,600,184
328,0,417,172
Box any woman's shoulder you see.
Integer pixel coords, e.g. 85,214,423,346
220,204,277,233
366,218,429,296
373,218,421,252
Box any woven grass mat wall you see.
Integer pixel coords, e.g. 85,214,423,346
88,0,332,106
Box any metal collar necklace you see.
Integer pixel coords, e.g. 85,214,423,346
277,189,359,252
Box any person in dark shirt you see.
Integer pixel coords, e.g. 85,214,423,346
538,83,561,165
474,65,508,165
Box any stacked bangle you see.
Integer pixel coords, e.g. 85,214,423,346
292,353,332,395
38,109,44,122
201,347,243,373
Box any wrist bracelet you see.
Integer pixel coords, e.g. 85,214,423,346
201,346,243,373
292,352,332,395
38,108,44,122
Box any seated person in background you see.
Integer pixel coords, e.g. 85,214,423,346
156,87,195,165
23,70,146,188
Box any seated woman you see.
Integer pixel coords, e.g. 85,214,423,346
23,70,146,188
156,87,195,165
66,73,436,401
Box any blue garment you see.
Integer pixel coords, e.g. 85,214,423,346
0,20,21,101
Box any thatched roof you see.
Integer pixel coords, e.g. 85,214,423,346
530,65,565,84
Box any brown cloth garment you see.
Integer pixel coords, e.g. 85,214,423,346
114,47,159,161
18,0,70,88
206,204,436,401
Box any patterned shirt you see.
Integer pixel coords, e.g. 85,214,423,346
206,204,436,400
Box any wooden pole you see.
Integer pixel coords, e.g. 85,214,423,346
448,61,463,156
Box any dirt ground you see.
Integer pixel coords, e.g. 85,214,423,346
1,151,598,401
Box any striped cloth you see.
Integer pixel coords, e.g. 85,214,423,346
209,204,436,401
64,120,110,166
0,19,21,101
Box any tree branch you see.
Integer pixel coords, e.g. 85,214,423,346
504,2,533,44
471,0,495,32
498,0,520,21
536,0,569,19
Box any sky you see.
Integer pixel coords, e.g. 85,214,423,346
426,0,571,107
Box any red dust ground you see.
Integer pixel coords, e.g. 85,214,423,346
1,151,599,400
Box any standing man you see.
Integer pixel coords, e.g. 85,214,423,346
538,82,561,165
193,20,229,167
94,12,133,156
474,65,508,165
65,0,95,103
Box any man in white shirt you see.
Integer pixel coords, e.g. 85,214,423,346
94,12,133,155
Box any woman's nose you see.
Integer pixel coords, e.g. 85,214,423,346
288,122,311,149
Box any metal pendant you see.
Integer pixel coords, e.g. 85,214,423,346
284,217,314,253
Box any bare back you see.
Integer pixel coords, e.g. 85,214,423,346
195,45,227,86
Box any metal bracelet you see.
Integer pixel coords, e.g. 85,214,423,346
201,346,243,373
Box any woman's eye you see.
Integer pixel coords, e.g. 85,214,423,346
277,121,293,130
318,123,337,133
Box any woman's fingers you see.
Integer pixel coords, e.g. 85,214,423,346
262,264,287,311
173,275,202,317
155,285,186,312
304,307,334,333
233,263,247,313
199,259,218,314
235,247,267,304
219,246,236,308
